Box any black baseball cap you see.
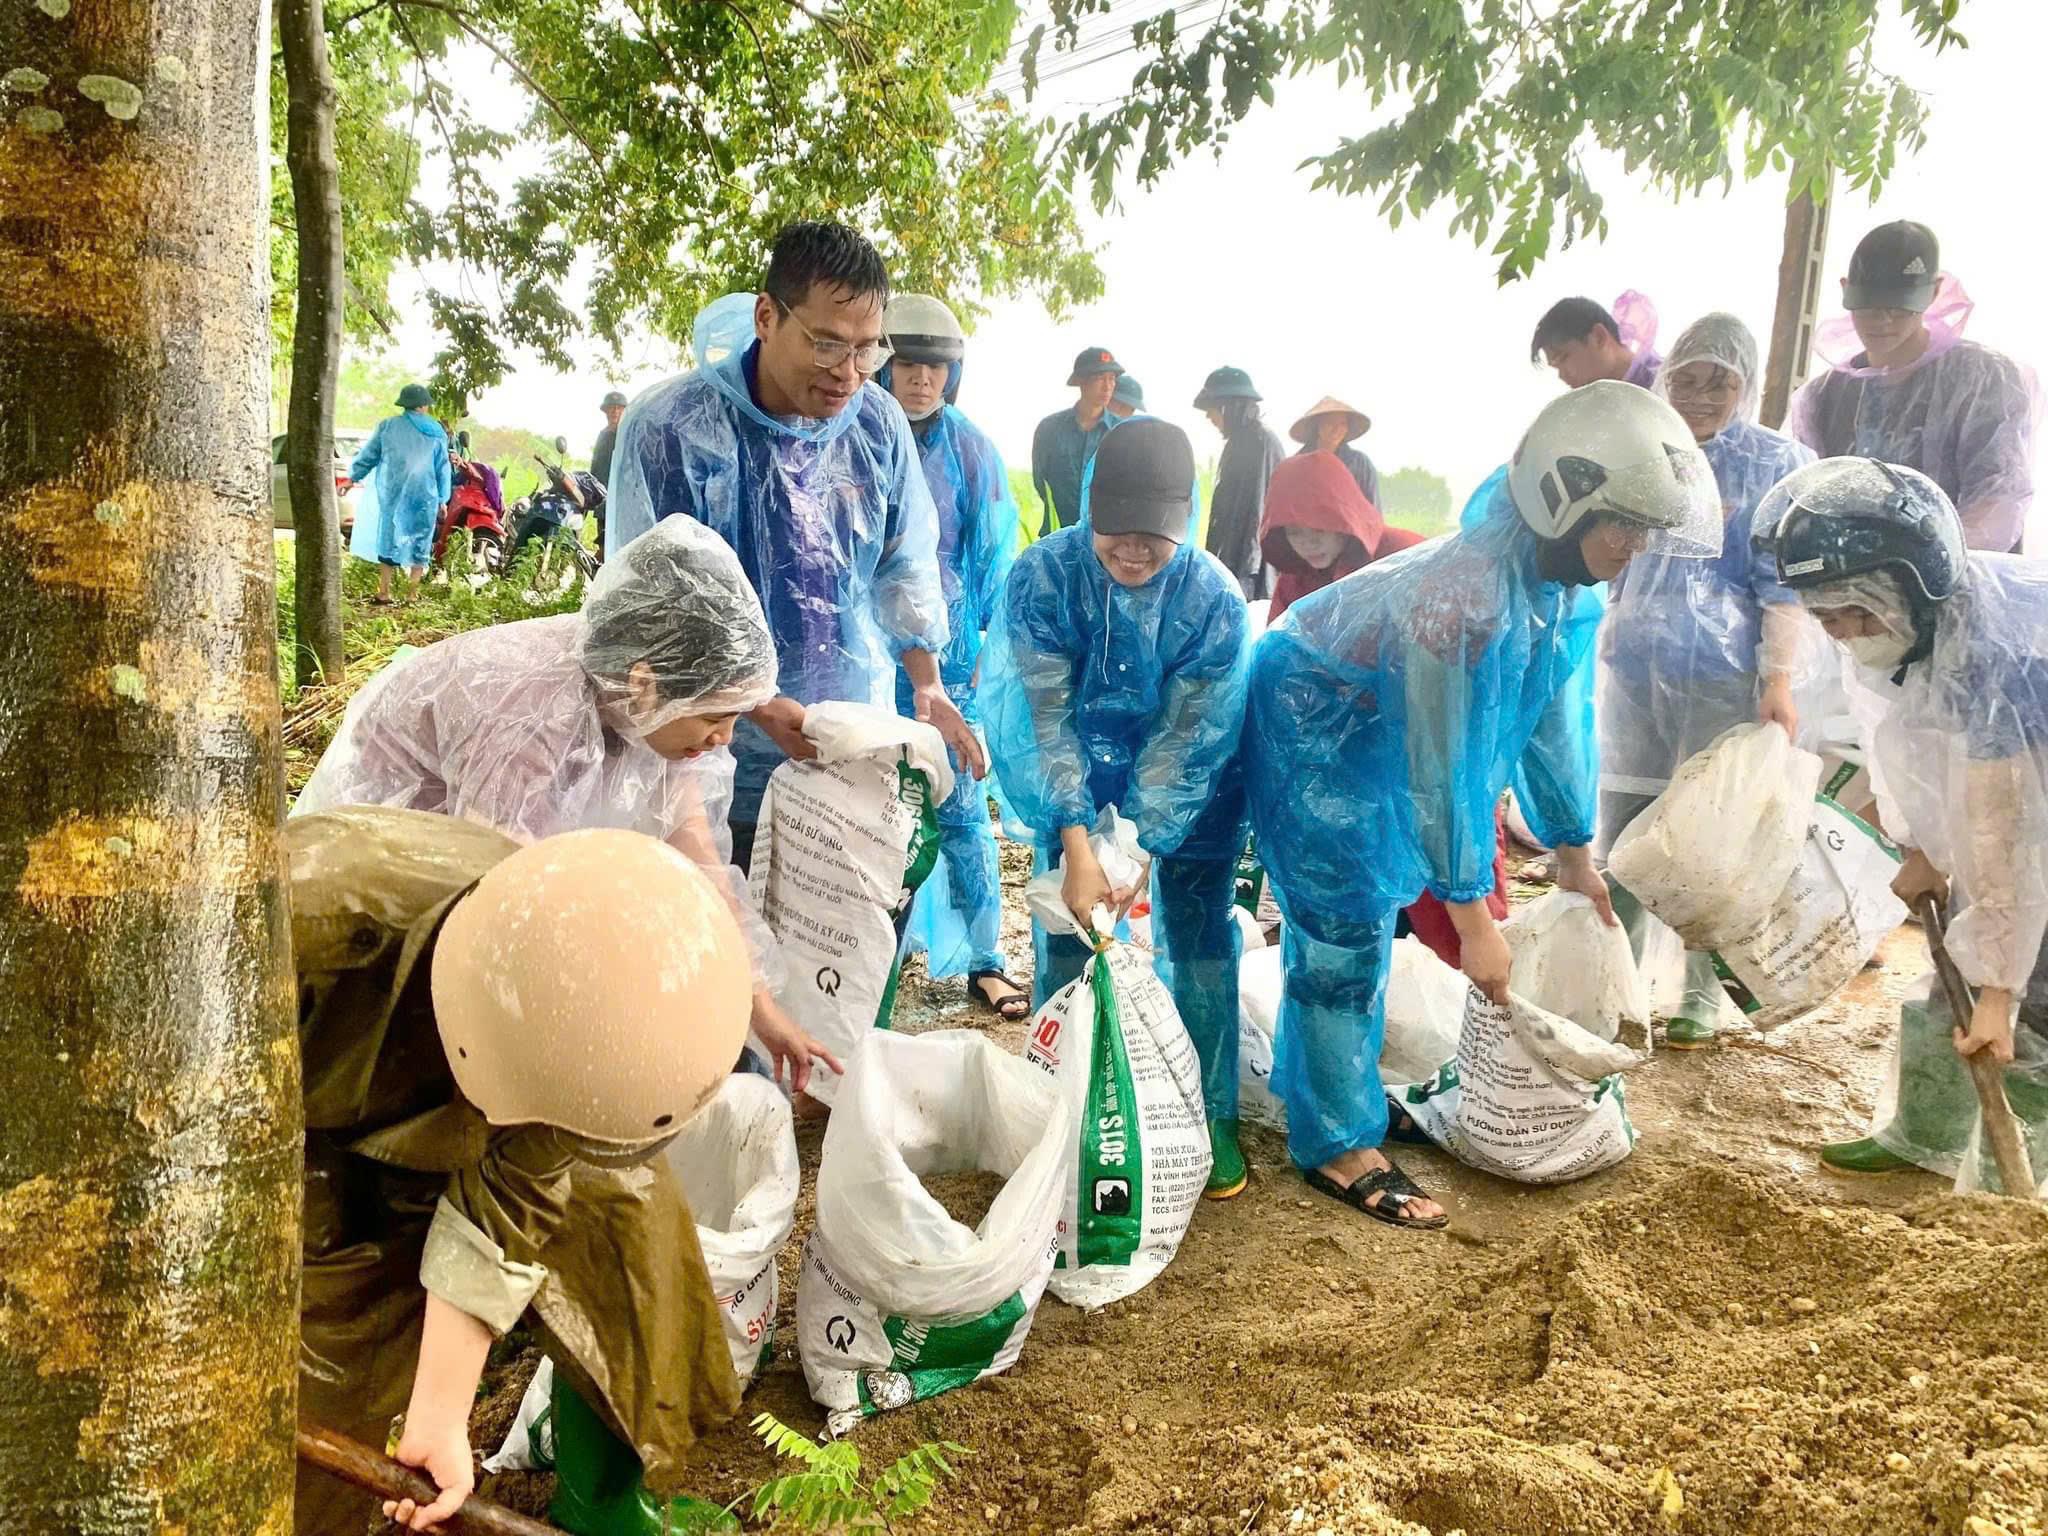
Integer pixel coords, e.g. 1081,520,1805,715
1844,220,1939,313
1086,419,1193,542
1066,346,1124,386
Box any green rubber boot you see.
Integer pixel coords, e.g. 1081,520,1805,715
1205,1118,1248,1200
547,1368,738,1536
1820,1136,1916,1175
1664,1014,1720,1050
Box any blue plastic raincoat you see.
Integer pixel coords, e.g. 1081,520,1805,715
1242,488,1603,1167
605,308,949,826
349,411,450,569
980,454,1251,1119
1597,418,1816,810
886,398,1022,979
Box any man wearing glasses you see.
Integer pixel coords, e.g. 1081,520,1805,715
607,221,984,870
1789,220,2036,555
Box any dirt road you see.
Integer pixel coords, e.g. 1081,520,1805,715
475,849,2048,1536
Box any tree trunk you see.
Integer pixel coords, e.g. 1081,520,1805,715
1760,171,1833,431
281,0,348,686
0,0,300,1527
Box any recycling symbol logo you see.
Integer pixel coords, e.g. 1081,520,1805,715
825,1315,857,1352
816,965,842,997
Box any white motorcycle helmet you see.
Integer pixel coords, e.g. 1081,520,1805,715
1507,380,1720,555
883,292,965,364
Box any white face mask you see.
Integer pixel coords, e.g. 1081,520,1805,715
1841,631,1914,673
904,402,942,422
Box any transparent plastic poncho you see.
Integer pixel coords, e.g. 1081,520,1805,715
293,522,783,984
979,459,1251,862
1832,555,2048,995
891,405,1021,705
604,293,949,823
1244,484,1604,912
1787,275,2040,553
1596,314,1824,801
891,401,1022,980
348,410,451,568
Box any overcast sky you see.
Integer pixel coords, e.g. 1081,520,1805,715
381,3,2045,544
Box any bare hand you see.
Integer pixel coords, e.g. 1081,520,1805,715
383,1415,473,1532
1891,847,1949,909
749,697,816,762
1758,674,1799,740
1061,848,1128,936
1552,845,1617,926
1955,990,2017,1065
1460,919,1513,1008
751,991,842,1096
914,685,988,781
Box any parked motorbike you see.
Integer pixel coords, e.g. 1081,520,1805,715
436,440,511,574
505,436,600,598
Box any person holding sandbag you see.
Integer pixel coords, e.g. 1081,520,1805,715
1755,457,2048,1193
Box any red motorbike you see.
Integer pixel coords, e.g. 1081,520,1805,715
435,435,510,573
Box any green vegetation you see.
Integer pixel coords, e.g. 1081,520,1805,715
1378,466,1457,539
736,1414,970,1533
1033,0,1966,283
272,0,1101,411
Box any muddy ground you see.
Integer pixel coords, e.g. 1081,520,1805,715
473,840,2048,1536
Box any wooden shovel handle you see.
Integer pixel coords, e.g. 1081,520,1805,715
1916,895,2036,1197
295,1422,565,1536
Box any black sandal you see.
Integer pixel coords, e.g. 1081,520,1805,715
1384,1095,1432,1147
1303,1159,1449,1231
969,969,1031,1022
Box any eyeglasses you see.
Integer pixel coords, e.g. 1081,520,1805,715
1665,369,1742,406
774,299,893,374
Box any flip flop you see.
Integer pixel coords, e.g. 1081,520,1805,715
968,969,1031,1022
1384,1095,1432,1147
1303,1159,1448,1231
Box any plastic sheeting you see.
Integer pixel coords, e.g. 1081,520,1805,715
887,404,1019,977
1243,487,1612,1168
292,613,781,986
1837,559,2048,993
1789,276,2038,553
1596,318,1822,806
1246,490,1604,912
980,472,1251,865
348,411,450,568
605,294,949,824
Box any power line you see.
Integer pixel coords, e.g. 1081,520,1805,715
986,0,1225,95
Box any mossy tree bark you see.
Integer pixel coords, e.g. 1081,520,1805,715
280,0,347,687
0,0,301,1528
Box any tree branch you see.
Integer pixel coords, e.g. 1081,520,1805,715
386,0,608,176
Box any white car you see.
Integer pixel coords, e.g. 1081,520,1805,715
271,430,369,533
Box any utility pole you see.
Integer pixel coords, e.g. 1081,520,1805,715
1760,169,1833,430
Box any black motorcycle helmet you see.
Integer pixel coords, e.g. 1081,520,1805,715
1753,456,1965,665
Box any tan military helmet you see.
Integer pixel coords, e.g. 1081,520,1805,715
430,828,752,1144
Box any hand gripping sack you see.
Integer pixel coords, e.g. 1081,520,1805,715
1504,890,1650,1044
1021,838,1212,1307
1380,935,1474,1086
1401,991,1643,1185
749,702,951,1104
1608,723,1823,949
484,1079,799,1472
1710,796,1905,1027
796,1030,1070,1438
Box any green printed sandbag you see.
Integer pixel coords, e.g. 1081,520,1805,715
796,1030,1070,1437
